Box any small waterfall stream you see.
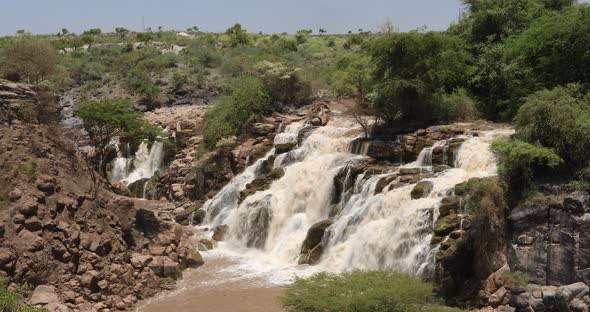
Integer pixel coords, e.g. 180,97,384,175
111,141,166,197
197,118,511,283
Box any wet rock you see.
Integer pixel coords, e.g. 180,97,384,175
400,168,421,175
434,214,460,236
212,224,228,241
299,220,332,265
411,181,433,199
185,249,204,268
439,196,460,217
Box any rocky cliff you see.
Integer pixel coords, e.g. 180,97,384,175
0,80,202,311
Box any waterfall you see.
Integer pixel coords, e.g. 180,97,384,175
111,141,165,184
201,118,512,281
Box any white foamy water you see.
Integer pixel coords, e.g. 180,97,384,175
196,120,512,285
111,141,165,184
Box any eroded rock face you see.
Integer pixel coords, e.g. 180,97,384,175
0,82,202,312
508,191,590,286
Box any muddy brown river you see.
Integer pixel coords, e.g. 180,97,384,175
136,251,286,312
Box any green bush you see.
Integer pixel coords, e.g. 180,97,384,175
491,139,562,199
184,42,223,68
203,77,271,147
436,89,479,121
280,271,463,312
514,85,590,167
0,278,47,312
455,177,504,214
252,61,311,106
0,36,59,83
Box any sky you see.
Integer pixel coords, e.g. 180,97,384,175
0,0,465,35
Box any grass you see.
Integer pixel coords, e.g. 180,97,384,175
280,271,464,312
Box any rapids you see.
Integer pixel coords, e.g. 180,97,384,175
201,118,511,279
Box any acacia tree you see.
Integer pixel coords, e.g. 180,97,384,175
225,23,249,47
82,28,102,51
76,98,162,177
115,27,129,38
0,36,58,83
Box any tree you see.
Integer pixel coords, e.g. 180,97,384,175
76,98,162,177
0,36,59,83
82,28,102,51
368,32,472,122
187,26,199,33
319,28,327,35
115,27,129,38
225,23,250,47
505,5,590,88
61,28,69,36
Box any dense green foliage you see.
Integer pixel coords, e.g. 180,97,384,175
0,278,47,312
280,271,463,312
491,139,562,197
0,36,58,83
514,85,590,167
203,77,271,147
506,5,590,89
368,32,472,122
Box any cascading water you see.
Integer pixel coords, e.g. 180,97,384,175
200,118,512,283
111,141,165,185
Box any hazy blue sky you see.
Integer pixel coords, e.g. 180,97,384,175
0,0,465,35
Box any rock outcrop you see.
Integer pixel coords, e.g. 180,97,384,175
0,81,202,311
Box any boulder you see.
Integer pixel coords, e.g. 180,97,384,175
274,133,298,154
185,249,204,268
439,196,460,217
252,123,276,136
411,181,434,199
299,220,332,265
30,285,60,306
8,188,23,201
36,174,57,195
212,224,228,241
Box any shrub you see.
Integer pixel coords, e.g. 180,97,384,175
514,85,590,167
203,77,271,147
252,61,311,106
436,89,479,121
501,271,529,288
0,36,59,83
280,271,463,312
491,139,562,200
184,42,223,68
455,177,504,214
275,37,298,52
